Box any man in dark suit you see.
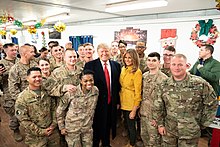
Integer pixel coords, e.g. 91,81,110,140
84,43,121,147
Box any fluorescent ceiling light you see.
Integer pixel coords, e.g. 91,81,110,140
105,0,168,12
45,12,70,23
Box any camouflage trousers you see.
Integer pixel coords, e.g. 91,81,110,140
140,116,161,147
162,131,199,147
3,100,20,130
25,128,61,147
65,128,93,147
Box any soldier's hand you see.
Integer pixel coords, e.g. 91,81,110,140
66,85,76,93
0,67,6,75
158,126,166,136
45,127,53,136
151,120,157,127
61,128,67,135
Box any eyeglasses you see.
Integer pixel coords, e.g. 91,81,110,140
54,49,62,52
163,54,174,57
119,46,126,48
135,46,146,49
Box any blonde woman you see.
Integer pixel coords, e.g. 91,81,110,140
120,49,142,147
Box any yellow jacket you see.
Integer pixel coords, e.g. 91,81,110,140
120,66,142,111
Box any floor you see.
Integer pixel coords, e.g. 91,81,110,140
0,107,209,147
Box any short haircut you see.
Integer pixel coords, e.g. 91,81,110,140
78,44,84,48
39,47,48,52
164,46,176,53
65,48,76,53
24,43,31,46
173,54,187,62
119,40,127,46
79,69,94,80
84,43,94,48
204,44,214,54
3,43,15,49
123,49,139,73
148,52,160,61
97,43,109,52
27,67,41,76
51,44,60,50
48,41,59,46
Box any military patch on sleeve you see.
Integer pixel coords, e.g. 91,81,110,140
16,110,21,116
211,91,217,99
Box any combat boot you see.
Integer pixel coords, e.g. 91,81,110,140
13,129,23,142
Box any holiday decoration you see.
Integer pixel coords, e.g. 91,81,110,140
27,26,37,34
14,20,23,27
10,29,17,35
41,31,46,47
216,0,220,10
0,30,6,36
54,22,66,32
190,19,219,47
160,29,178,49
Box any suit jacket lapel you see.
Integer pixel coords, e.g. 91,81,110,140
97,59,106,84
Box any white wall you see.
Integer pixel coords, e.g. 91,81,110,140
4,15,220,65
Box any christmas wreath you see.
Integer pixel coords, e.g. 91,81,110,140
190,19,219,47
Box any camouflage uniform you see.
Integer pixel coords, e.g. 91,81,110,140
75,60,85,69
160,64,171,77
52,64,83,86
0,58,16,115
140,70,167,147
152,73,217,147
115,54,124,68
7,60,37,130
56,85,99,147
139,55,148,74
49,56,63,71
15,87,60,147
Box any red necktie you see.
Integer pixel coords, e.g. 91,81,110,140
104,62,111,104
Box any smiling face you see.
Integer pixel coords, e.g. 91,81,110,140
27,70,42,90
124,53,133,66
80,74,94,92
64,50,77,67
147,56,160,70
85,45,94,58
97,47,110,62
163,49,175,64
170,55,189,81
135,42,146,56
4,45,17,59
38,59,50,75
51,46,63,59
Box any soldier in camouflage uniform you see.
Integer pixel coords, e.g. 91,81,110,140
140,52,167,147
160,46,176,77
115,40,127,67
152,54,217,147
15,67,60,147
8,44,37,141
135,40,148,73
49,45,64,71
0,43,17,125
52,49,83,87
110,41,119,61
56,69,99,147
